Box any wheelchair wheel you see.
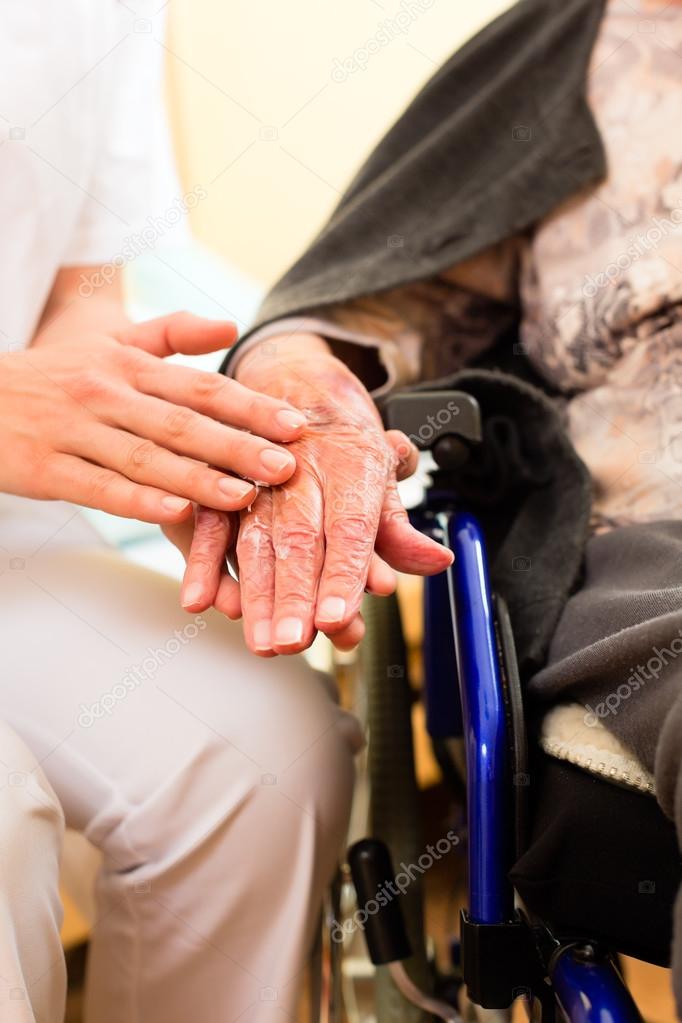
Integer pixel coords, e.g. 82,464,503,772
361,591,431,1023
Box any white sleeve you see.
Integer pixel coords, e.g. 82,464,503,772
62,13,189,266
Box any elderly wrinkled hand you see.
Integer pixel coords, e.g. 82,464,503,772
169,333,452,655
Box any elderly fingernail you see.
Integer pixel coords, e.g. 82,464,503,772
274,617,303,646
218,477,254,499
260,449,295,474
317,596,346,623
252,619,272,651
182,582,204,608
276,409,307,431
162,496,191,513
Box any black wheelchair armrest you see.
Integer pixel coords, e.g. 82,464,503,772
380,390,482,469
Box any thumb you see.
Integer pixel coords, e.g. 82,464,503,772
375,478,453,576
118,311,238,358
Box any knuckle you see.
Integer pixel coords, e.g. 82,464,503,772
237,519,273,559
194,508,228,543
278,585,314,607
170,310,193,327
185,463,211,492
68,370,109,403
382,503,409,526
188,551,220,575
242,390,263,421
162,406,195,439
127,439,156,468
190,372,222,401
28,448,58,497
118,345,148,375
327,513,375,546
274,523,320,561
86,467,117,503
324,566,366,596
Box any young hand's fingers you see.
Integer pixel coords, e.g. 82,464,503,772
118,312,238,358
365,553,398,596
236,490,278,655
385,430,419,480
181,506,233,611
375,477,453,575
269,476,325,654
72,425,257,512
134,360,307,442
114,390,297,485
44,454,193,524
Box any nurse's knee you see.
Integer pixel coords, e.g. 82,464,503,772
241,662,362,823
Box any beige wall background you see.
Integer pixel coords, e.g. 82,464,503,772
165,0,514,289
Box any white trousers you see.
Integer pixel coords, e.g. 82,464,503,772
0,495,360,1023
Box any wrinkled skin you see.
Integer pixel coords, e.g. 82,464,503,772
166,334,452,655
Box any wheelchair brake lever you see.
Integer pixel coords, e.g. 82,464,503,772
380,390,482,471
348,839,461,1023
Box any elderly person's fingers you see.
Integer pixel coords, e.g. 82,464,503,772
366,553,397,595
269,473,326,654
385,429,419,480
213,569,242,621
163,505,238,613
236,489,280,655
375,477,453,574
182,507,236,612
312,436,391,636
329,613,366,651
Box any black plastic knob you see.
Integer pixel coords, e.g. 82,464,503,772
347,838,412,965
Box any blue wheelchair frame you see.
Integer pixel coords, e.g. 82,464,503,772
418,494,645,1022
348,390,653,1021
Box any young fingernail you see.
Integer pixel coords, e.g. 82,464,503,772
260,449,295,474
181,582,204,608
276,409,307,431
252,619,272,651
217,477,254,499
162,496,191,514
274,617,303,646
317,596,346,624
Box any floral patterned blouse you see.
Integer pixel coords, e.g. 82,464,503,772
296,0,682,532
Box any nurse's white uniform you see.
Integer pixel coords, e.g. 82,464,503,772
0,5,358,1021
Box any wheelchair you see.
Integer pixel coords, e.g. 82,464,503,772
325,390,681,1023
